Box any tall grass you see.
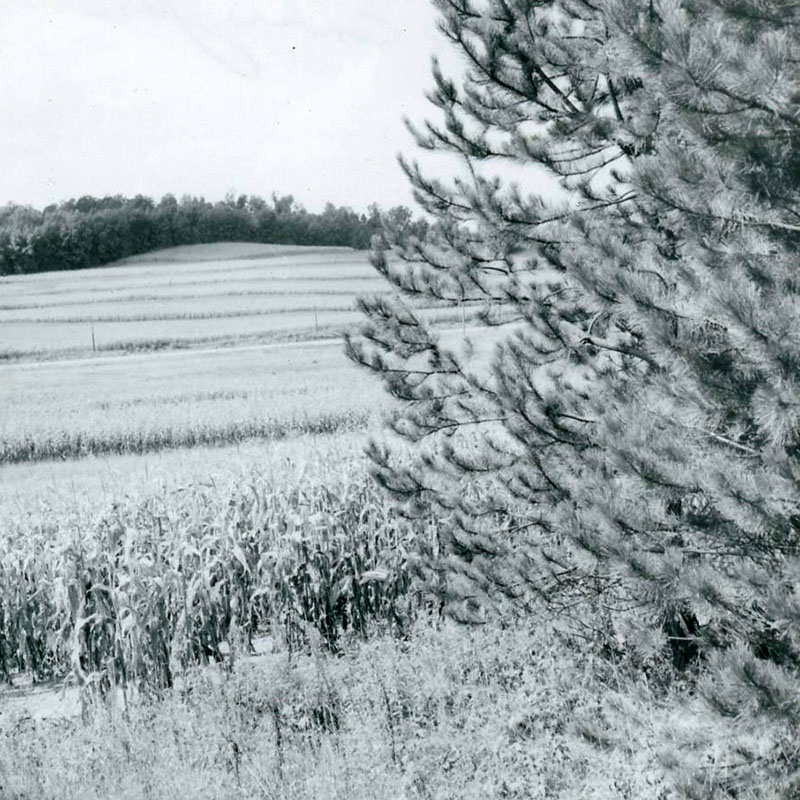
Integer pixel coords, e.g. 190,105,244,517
0,619,677,799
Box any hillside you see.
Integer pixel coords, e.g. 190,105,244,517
0,243,382,361
114,241,356,265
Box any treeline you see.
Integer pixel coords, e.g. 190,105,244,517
0,193,429,276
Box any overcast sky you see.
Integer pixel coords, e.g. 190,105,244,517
1,1,449,212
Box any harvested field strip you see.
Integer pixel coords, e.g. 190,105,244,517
0,327,344,361
115,254,366,275
3,271,378,299
0,286,384,312
0,290,375,321
0,254,371,291
0,329,348,364
0,245,360,284
0,308,481,360
2,298,457,324
0,312,364,355
3,305,356,324
0,328,348,383
0,336,370,398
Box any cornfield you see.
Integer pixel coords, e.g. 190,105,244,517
0,464,432,695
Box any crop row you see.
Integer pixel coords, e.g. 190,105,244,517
0,410,373,464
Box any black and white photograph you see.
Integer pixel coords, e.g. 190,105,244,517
1,2,798,798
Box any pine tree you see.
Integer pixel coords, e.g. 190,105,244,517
348,1,800,795
347,0,652,620
586,3,800,796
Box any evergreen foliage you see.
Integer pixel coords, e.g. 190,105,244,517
348,0,800,795
0,194,429,275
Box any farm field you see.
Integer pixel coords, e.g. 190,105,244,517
0,242,679,799
0,340,384,463
0,243,400,468
0,244,380,359
0,243,474,360
0,0,784,790
0,241,506,467
0,242,417,714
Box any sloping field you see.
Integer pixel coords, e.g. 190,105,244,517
1,253,663,800
0,243,475,360
0,243,399,466
0,242,501,467
0,244,384,360
115,241,351,264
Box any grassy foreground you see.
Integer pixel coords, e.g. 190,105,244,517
0,618,676,800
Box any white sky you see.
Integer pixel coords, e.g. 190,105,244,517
1,1,449,212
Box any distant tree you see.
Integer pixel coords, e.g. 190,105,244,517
126,209,159,254
245,195,267,214
0,232,17,274
130,194,155,212
96,195,126,211
74,195,98,214
29,221,68,271
156,194,180,247
272,193,296,217
207,201,254,241
348,1,800,796
252,204,279,242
